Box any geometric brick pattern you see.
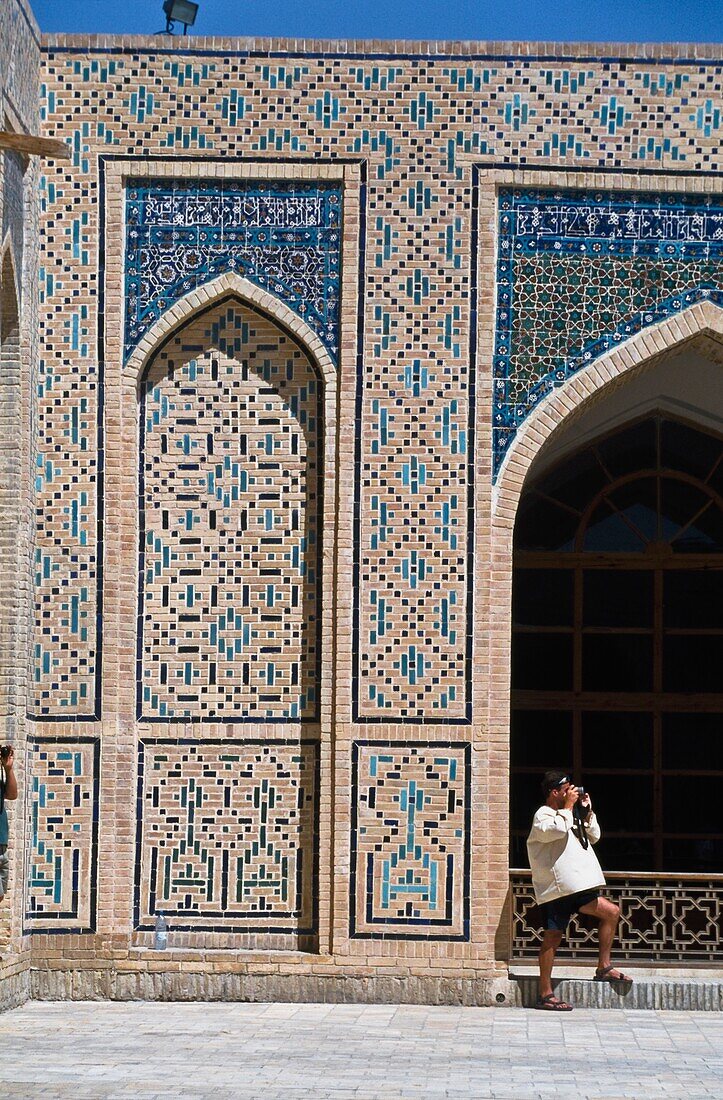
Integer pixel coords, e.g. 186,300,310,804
135,740,318,934
125,180,342,362
494,187,723,473
37,47,723,722
25,738,99,933
350,742,470,939
139,301,322,721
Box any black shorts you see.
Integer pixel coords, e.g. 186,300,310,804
539,889,600,931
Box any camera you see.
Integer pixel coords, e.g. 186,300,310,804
0,745,11,762
572,785,589,821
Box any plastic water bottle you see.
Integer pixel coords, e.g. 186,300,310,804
153,911,168,950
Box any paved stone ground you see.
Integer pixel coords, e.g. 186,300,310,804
0,1001,722,1098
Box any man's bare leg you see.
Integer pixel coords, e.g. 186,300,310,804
579,896,627,979
539,929,563,999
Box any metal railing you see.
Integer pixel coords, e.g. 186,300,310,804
511,870,723,963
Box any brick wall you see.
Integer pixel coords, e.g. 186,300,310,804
0,0,40,1006
3,26,723,1003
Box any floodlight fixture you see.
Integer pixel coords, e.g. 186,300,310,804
162,0,199,34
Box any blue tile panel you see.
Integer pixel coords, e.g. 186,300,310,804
494,187,723,475
125,181,342,363
25,738,100,933
350,742,470,939
134,739,318,936
139,302,322,721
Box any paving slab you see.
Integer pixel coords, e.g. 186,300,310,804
0,1001,722,1098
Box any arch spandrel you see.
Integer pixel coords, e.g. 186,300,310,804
126,272,337,394
493,301,723,529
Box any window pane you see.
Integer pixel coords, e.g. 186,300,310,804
663,837,723,874
515,494,577,551
606,478,659,543
580,773,653,834
664,571,723,628
511,710,573,768
662,713,723,770
510,771,545,833
661,419,722,481
663,635,723,693
510,833,529,869
582,634,653,691
581,711,653,769
582,499,647,552
662,478,717,547
593,836,653,872
671,500,723,553
512,634,573,690
513,569,574,627
538,449,609,512
583,570,653,627
596,418,657,479
705,456,723,497
663,776,722,833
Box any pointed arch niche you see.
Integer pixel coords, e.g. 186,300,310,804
123,275,337,729
139,291,330,722
104,274,340,948
100,160,360,949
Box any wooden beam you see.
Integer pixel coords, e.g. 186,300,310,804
0,131,70,160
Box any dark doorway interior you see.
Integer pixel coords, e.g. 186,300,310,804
510,414,723,874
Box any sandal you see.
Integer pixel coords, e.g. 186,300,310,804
534,993,573,1011
594,964,633,984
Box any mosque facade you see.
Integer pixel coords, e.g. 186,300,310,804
0,0,721,1007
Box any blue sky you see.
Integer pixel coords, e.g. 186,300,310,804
28,0,723,43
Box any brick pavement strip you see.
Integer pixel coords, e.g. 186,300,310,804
0,1002,721,1099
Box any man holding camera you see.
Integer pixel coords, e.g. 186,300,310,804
0,746,17,903
527,771,632,1011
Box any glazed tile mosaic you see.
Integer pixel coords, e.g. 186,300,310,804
24,739,99,933
135,740,318,936
125,181,342,362
140,301,322,721
494,187,723,473
350,743,470,939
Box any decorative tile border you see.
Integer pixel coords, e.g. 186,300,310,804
350,741,471,939
24,737,100,933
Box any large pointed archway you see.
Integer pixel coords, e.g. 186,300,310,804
490,303,723,963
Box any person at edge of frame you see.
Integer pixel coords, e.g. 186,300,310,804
0,746,17,903
526,770,633,1011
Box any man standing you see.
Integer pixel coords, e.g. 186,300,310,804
527,771,632,1011
0,746,17,903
